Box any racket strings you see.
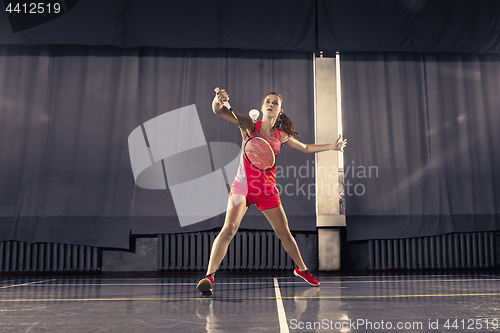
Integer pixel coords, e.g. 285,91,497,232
244,137,275,171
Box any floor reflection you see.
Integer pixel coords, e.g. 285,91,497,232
1,273,499,332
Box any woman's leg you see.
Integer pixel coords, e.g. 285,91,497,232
205,194,249,275
261,204,307,271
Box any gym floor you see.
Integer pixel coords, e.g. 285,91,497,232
1,271,499,332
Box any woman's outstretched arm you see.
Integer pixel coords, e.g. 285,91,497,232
283,134,347,153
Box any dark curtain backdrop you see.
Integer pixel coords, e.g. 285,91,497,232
0,45,314,249
2,0,500,54
0,0,316,51
342,53,500,241
318,0,500,53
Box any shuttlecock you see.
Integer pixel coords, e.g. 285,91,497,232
249,109,260,123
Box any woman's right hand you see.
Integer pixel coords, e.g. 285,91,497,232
213,88,229,111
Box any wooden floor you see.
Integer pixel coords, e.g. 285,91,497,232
1,271,500,332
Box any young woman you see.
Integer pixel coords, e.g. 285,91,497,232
196,89,347,295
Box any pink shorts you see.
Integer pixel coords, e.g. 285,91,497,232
229,181,281,211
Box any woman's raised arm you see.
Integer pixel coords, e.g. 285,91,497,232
212,88,254,133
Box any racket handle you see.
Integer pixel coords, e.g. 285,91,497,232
214,87,233,111
214,87,251,138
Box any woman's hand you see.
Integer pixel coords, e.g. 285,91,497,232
213,89,229,112
334,135,347,152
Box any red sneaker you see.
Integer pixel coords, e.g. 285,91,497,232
294,268,320,286
196,275,214,295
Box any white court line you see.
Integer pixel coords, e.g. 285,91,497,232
33,274,484,283
279,278,500,284
274,278,289,333
20,282,277,286
19,278,500,287
0,279,55,289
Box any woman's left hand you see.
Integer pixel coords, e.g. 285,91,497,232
334,135,347,152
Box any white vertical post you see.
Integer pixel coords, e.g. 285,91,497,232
336,52,344,170
315,52,344,271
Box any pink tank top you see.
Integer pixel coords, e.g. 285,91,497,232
233,121,281,191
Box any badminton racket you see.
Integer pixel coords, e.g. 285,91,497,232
214,87,275,171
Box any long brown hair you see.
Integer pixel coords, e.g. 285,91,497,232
262,92,298,137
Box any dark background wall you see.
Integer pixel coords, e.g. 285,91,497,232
1,0,500,272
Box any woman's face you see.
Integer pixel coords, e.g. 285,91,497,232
261,94,282,117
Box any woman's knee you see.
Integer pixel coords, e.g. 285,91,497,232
220,224,238,238
276,231,293,242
